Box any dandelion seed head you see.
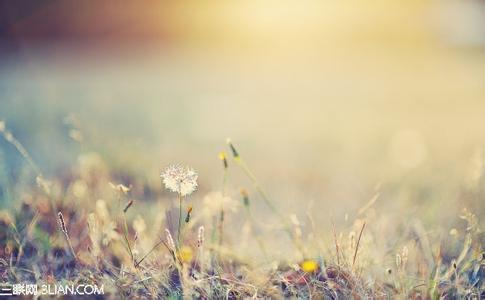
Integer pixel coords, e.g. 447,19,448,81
160,165,198,196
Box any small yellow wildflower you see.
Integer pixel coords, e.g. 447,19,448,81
218,152,226,161
178,246,193,263
219,152,228,168
300,260,318,273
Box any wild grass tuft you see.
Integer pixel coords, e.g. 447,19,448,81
0,134,482,298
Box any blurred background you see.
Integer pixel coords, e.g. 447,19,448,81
1,0,485,237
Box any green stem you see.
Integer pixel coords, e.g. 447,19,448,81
235,158,293,238
178,193,183,247
219,168,228,246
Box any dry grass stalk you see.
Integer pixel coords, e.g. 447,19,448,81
57,211,78,261
352,222,366,268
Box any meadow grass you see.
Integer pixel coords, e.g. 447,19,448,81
0,122,483,299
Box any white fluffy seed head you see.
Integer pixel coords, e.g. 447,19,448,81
161,165,198,196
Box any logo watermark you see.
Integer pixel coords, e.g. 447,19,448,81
0,283,104,296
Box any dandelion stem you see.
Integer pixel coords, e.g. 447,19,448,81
178,193,183,247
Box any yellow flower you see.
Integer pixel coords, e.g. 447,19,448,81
218,152,226,161
219,152,228,169
178,246,193,263
300,260,318,273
